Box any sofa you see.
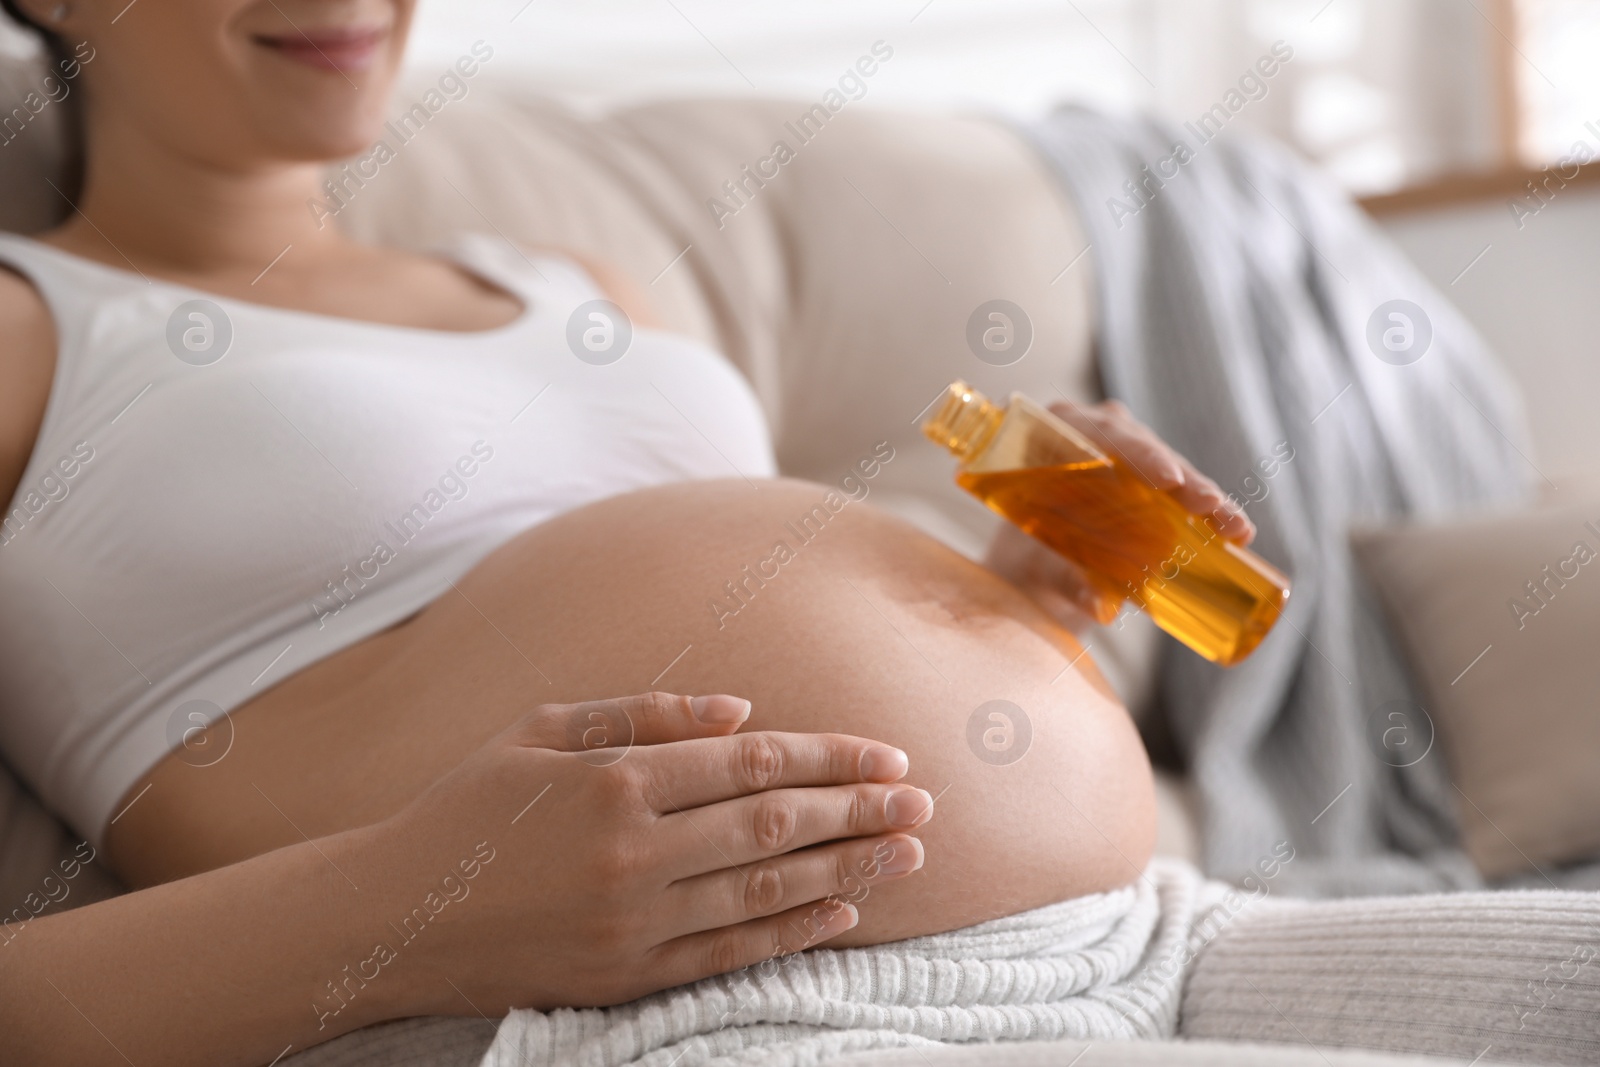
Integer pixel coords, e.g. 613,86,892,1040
3,55,1599,1067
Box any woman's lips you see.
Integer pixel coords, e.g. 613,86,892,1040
255,27,388,73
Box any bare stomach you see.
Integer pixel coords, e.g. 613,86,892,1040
106,478,1156,946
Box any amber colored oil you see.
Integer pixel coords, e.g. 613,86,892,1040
924,382,1289,666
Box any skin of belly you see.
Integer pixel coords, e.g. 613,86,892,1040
107,478,1157,946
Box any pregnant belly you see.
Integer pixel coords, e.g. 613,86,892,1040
107,478,1156,946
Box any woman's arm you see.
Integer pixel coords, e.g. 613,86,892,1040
1,693,931,1067
3,821,408,1067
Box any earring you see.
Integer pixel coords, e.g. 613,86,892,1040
50,3,68,21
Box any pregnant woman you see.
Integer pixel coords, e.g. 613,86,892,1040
0,2,1253,1065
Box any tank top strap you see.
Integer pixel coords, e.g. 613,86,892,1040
0,232,128,355
439,232,607,320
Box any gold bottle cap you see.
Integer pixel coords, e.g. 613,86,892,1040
922,381,1003,460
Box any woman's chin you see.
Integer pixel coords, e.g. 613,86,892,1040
265,121,398,167
242,85,403,164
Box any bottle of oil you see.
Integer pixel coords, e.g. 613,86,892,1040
923,381,1289,666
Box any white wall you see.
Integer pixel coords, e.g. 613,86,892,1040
404,0,1502,194
405,0,1157,117
1378,190,1600,483
407,0,1597,481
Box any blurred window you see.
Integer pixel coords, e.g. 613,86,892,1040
0,0,1565,196
1514,0,1600,167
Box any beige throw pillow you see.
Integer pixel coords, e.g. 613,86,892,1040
1351,494,1600,879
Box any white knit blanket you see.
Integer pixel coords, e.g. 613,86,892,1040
479,860,1234,1067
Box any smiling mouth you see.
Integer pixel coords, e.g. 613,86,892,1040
253,27,389,73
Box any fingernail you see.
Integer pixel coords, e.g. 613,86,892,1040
874,837,925,877
1075,588,1116,624
859,746,908,781
691,695,751,723
885,787,934,828
821,902,860,936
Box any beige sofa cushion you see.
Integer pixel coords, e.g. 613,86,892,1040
313,89,1165,720
331,93,1102,507
1352,494,1600,879
6,69,1112,476
0,62,1169,854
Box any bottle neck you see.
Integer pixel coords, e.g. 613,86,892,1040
922,381,1003,460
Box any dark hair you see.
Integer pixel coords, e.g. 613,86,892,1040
0,1,71,72
1,0,85,200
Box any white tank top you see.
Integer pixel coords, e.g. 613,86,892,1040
0,233,777,845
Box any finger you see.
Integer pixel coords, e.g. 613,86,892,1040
1044,396,1108,438
647,896,861,990
1012,540,1120,625
1049,401,1254,544
508,692,751,755
1050,400,1256,547
1165,460,1255,544
653,781,934,878
1029,584,1106,631
632,731,910,811
1048,401,1185,488
664,834,923,935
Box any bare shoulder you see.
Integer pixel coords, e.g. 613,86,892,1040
0,266,58,507
550,248,664,330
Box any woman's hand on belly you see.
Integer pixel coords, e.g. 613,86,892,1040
355,691,934,1016
115,478,1155,949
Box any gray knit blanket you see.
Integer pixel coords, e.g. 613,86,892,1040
1021,110,1535,895
479,860,1232,1066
